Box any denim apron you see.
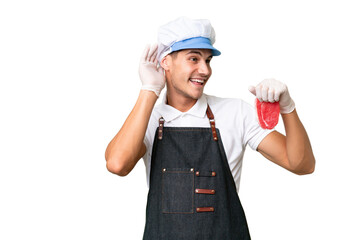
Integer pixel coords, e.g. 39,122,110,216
143,105,251,239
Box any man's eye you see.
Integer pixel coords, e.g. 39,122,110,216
190,57,198,61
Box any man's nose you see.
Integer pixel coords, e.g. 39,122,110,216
198,61,211,76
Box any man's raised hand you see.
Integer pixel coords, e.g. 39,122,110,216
139,44,166,97
249,78,295,114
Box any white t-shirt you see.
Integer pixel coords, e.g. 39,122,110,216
143,93,274,193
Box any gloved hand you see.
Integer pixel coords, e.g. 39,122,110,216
248,78,295,114
139,44,165,97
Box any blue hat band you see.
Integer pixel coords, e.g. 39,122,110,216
170,37,221,56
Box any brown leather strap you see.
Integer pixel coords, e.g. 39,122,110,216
196,207,214,213
158,105,217,141
195,188,215,194
206,105,218,141
206,104,215,119
158,117,164,140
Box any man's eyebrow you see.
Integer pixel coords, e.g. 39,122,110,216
186,50,213,58
186,50,202,56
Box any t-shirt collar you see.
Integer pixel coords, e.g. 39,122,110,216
157,92,208,122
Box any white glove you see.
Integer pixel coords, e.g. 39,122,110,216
139,44,165,97
248,78,295,114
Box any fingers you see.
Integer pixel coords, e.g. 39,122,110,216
261,85,269,102
141,44,151,62
250,84,265,101
249,79,282,102
141,44,158,64
249,78,293,113
256,86,276,102
268,87,275,102
256,85,262,101
274,89,281,102
148,44,158,63
248,86,256,96
157,64,164,74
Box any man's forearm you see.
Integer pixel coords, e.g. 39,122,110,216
105,90,158,176
282,109,315,174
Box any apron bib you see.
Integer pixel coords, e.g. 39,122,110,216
143,105,251,240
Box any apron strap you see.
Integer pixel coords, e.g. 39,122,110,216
158,117,165,140
206,104,218,141
157,104,218,141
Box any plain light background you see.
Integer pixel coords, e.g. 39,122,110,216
1,0,359,239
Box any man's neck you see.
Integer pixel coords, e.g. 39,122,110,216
166,91,198,112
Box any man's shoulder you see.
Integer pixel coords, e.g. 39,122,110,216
204,94,256,120
205,94,249,109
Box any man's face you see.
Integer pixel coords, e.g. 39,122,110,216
162,49,213,101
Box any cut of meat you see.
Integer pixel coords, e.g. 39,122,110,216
255,98,280,129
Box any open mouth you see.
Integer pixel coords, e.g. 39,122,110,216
189,78,206,85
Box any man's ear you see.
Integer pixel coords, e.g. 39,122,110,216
160,55,171,70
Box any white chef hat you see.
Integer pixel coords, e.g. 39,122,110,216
157,17,221,62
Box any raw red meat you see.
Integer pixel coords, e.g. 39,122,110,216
255,98,280,129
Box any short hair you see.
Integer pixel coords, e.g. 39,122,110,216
169,51,179,59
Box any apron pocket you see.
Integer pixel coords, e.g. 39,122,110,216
161,168,194,214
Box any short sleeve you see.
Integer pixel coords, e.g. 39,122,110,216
142,112,158,187
143,130,151,157
242,101,274,150
143,112,157,160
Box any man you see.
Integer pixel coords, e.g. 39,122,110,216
105,17,315,239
